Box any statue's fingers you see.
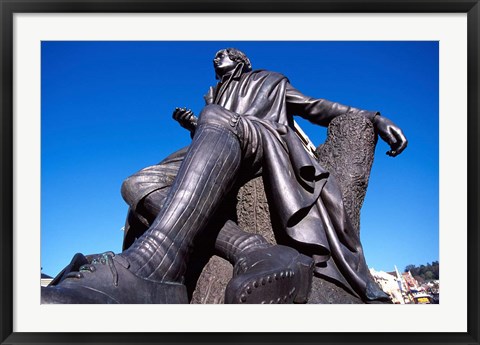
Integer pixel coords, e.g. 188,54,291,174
387,141,407,157
386,149,399,157
394,137,408,155
178,110,192,122
173,107,187,120
392,130,408,155
381,129,400,156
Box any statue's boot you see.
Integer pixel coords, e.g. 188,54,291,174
224,245,314,304
47,252,90,287
216,221,314,304
41,252,188,303
42,111,242,303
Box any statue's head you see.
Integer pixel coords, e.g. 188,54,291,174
213,48,252,80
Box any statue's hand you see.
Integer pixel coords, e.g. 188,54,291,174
373,115,408,157
173,107,197,133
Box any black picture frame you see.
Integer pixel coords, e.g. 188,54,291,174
1,1,478,344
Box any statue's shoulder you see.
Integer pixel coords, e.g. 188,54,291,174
248,69,289,82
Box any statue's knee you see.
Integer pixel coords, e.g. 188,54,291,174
197,104,233,129
121,175,140,204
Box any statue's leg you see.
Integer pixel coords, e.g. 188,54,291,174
121,107,244,283
120,147,186,250
42,105,244,303
122,207,150,251
122,187,171,250
214,220,270,264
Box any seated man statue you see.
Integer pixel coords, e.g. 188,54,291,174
42,48,407,304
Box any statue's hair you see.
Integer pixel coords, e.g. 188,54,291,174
223,48,253,73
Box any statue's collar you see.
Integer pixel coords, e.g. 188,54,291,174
213,63,246,104
219,62,245,83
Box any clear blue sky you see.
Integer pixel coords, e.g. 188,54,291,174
41,41,439,277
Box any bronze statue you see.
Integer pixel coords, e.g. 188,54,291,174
42,48,407,304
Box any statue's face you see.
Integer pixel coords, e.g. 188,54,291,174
213,50,238,77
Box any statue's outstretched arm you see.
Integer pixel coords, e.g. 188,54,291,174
285,84,407,157
285,84,377,126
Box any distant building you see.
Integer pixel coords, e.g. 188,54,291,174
370,266,439,304
369,268,404,304
402,270,420,291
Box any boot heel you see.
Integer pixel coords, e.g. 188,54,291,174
293,254,315,303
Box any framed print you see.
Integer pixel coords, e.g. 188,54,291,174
1,1,479,345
